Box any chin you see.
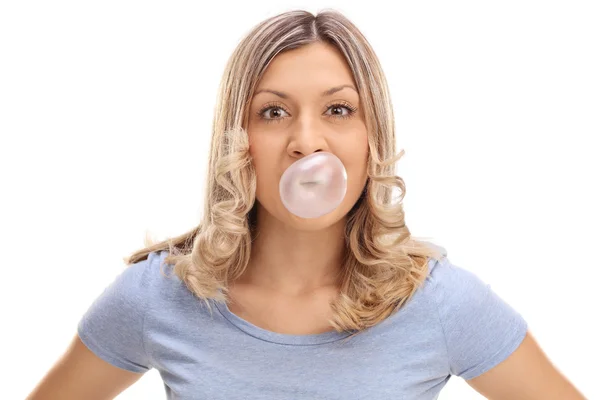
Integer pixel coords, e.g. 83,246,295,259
281,205,349,231
254,196,353,231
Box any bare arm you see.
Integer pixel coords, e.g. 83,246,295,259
26,333,145,400
466,330,587,399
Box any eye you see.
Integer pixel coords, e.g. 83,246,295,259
324,103,358,120
256,102,358,124
256,102,290,124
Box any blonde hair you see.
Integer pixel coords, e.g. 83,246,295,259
125,8,445,341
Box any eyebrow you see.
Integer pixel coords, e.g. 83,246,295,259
253,84,358,99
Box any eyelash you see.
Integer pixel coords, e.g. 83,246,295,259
256,102,358,124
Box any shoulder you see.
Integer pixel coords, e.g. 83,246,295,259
142,250,202,305
76,250,172,372
421,251,528,379
85,250,179,315
127,249,178,284
423,252,520,326
417,242,498,306
424,253,489,300
113,250,172,296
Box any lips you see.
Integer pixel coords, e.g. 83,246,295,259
300,180,321,187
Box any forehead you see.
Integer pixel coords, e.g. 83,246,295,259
256,42,355,92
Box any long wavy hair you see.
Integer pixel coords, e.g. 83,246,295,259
125,8,446,341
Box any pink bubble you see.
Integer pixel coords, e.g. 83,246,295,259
279,152,347,219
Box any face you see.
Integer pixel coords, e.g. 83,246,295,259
245,41,369,230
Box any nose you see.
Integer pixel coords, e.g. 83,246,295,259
286,116,329,159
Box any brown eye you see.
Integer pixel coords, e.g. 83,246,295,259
324,103,358,120
256,104,290,124
327,105,348,117
265,108,287,119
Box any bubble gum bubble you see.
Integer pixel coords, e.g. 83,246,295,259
279,152,347,219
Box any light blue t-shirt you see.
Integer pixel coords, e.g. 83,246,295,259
77,247,528,399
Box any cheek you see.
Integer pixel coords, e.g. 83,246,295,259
247,132,262,165
348,134,369,167
248,138,278,191
249,147,264,176
346,137,370,189
248,136,270,168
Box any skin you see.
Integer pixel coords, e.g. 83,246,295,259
238,41,369,298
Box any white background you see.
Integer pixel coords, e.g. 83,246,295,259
1,1,597,399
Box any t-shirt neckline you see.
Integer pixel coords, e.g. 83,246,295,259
213,291,354,346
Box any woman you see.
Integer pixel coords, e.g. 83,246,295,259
27,9,586,400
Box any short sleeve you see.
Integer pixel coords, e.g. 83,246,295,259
77,255,155,373
430,257,528,380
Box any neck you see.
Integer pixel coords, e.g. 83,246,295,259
236,205,347,297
